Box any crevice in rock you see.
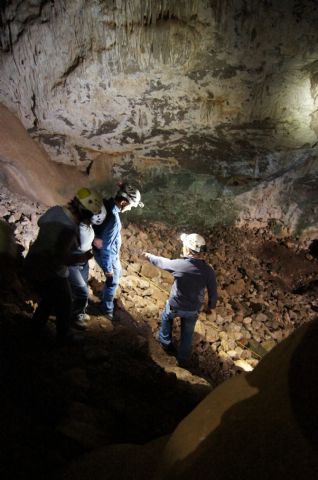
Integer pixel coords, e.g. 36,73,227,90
31,92,38,128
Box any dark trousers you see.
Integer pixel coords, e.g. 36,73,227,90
32,276,72,337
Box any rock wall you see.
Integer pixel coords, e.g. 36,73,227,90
0,104,88,206
0,0,318,232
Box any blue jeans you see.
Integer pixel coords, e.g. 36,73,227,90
68,262,89,317
95,255,122,314
159,301,198,363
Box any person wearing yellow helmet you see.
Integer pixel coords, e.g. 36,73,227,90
24,187,103,343
68,193,107,330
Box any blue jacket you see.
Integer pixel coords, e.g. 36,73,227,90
147,254,217,312
93,198,122,273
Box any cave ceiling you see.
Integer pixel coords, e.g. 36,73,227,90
0,0,318,233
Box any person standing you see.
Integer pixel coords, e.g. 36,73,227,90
142,233,217,367
24,188,104,342
93,183,144,320
68,204,107,330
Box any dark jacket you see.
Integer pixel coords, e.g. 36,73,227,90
25,206,87,280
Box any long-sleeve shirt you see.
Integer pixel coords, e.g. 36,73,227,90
93,198,122,273
147,254,217,312
78,223,94,253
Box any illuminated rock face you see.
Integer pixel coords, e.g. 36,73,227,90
0,0,317,233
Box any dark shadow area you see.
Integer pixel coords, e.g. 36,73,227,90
309,239,318,259
0,286,214,480
161,318,318,480
288,318,318,448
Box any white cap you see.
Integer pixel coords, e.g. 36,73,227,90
117,184,144,208
180,233,206,253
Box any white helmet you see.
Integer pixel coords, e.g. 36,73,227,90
180,233,207,253
117,184,144,208
91,204,107,225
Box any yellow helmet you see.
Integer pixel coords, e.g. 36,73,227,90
76,188,103,215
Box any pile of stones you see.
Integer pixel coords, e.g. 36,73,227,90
1,184,317,384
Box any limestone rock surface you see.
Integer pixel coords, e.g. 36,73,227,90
0,0,318,232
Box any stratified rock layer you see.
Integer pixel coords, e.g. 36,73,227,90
0,1,318,232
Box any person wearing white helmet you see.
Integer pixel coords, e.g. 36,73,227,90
142,233,217,367
24,187,104,343
93,182,144,319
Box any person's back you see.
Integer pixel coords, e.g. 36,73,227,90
26,205,79,279
151,256,216,312
24,188,104,342
142,233,217,367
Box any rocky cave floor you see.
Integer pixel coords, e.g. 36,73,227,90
0,185,317,480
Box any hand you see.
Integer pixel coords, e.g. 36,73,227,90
105,271,113,278
141,251,151,260
93,238,103,249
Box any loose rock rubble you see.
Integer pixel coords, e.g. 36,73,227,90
0,184,317,479
1,184,317,384
100,219,317,381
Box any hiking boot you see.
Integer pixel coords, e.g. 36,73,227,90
94,303,114,320
104,311,114,321
155,333,175,355
72,313,90,330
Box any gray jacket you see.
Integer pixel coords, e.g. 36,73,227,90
147,254,217,312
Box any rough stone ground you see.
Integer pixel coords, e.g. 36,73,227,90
0,184,317,480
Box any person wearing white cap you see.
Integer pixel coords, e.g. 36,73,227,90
93,182,144,320
142,233,217,367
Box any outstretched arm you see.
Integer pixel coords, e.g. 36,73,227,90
142,252,176,272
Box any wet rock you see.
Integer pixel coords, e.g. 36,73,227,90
243,317,252,325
